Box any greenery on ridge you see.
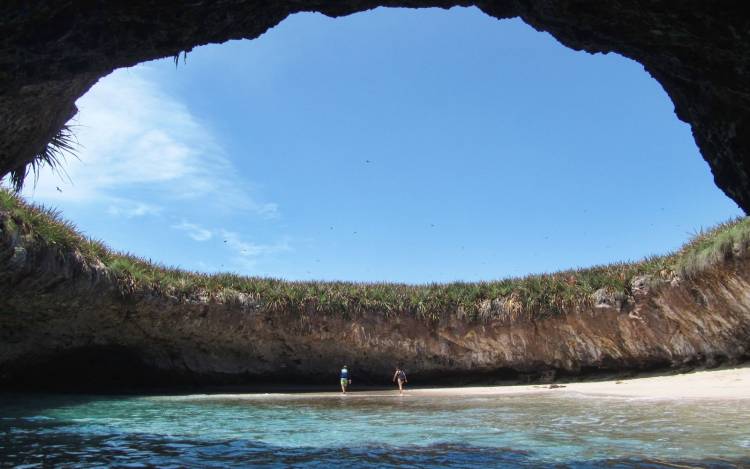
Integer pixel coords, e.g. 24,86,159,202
673,217,750,277
2,187,748,322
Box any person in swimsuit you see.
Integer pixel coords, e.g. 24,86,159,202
340,365,351,394
393,366,407,395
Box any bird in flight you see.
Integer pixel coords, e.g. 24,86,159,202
56,186,63,193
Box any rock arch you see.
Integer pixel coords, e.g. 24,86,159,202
1,1,749,210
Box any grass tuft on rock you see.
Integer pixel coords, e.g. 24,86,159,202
0,187,111,263
1,187,748,322
9,124,78,192
674,217,750,278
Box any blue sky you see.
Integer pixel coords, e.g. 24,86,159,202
13,7,742,283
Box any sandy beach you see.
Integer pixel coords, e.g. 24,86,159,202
412,366,750,400
162,366,750,402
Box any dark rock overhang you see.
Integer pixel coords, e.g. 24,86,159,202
1,1,749,210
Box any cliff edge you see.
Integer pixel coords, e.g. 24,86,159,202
1,190,749,389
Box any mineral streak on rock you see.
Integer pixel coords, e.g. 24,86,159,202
1,208,749,389
1,1,750,210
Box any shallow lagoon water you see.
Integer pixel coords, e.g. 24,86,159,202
1,391,749,467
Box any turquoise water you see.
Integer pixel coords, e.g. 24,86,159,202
2,391,749,467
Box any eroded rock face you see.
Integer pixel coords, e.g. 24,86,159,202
1,210,749,389
1,1,750,209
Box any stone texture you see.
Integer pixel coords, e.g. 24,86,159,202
590,287,624,311
2,208,749,388
1,1,750,211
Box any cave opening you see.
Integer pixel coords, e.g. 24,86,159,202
2,3,750,392
11,6,740,284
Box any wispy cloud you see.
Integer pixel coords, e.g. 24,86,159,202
219,229,292,258
17,66,278,219
106,199,163,218
172,221,214,241
171,221,292,271
3,63,291,278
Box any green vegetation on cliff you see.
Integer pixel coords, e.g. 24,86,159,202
1,188,748,322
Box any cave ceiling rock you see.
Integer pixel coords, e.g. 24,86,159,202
1,1,748,211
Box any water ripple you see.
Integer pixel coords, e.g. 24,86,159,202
1,393,749,467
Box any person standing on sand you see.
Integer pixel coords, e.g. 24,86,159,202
340,365,351,394
393,366,408,395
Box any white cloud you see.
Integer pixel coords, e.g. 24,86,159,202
171,221,291,255
172,221,214,241
18,66,278,218
219,229,292,257
4,63,291,278
106,199,162,218
218,229,292,269
170,221,292,272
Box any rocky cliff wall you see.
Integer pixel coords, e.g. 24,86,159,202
2,209,749,389
1,1,750,211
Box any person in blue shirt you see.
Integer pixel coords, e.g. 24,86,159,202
340,365,351,394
